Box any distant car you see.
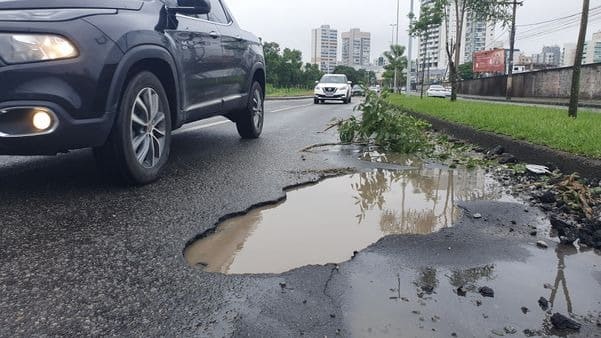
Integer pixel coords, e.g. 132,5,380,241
351,85,364,97
426,85,451,98
314,74,352,104
368,85,381,94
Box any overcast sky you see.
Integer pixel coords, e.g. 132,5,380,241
226,0,601,62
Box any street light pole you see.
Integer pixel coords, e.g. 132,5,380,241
394,0,400,93
407,0,414,93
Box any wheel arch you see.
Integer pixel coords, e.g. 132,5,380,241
249,63,266,98
106,45,184,130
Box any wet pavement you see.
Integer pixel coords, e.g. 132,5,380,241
1,99,600,336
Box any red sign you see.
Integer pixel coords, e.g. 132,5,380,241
473,49,506,73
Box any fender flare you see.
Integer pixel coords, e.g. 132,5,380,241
105,45,183,127
248,62,266,95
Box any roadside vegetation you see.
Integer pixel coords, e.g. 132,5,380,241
336,90,430,153
389,95,601,159
263,42,323,89
266,84,313,98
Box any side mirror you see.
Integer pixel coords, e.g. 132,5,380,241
170,0,211,15
347,81,352,85
315,80,319,85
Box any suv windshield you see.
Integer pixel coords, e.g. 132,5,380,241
320,75,346,84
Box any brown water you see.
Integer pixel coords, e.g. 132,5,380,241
185,167,503,274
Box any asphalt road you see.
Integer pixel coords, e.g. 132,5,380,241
0,99,358,336
1,99,599,337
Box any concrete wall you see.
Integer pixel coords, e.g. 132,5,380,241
457,63,601,100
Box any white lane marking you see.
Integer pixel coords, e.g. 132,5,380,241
175,102,315,134
269,102,314,113
176,119,231,134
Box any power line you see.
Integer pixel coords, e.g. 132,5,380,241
517,7,601,36
516,5,601,27
517,11,601,41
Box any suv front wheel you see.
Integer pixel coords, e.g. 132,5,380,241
236,81,264,139
94,71,172,185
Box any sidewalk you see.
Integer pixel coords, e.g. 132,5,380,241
459,94,601,110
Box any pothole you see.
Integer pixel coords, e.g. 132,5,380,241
185,164,504,275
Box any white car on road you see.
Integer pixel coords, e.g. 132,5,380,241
426,85,452,98
314,74,352,104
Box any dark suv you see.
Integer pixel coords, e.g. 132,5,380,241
0,0,266,184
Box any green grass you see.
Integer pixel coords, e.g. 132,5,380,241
389,95,601,159
266,84,313,97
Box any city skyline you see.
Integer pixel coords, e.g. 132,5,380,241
226,0,601,63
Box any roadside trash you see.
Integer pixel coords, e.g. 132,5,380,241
479,286,495,298
536,241,548,249
538,297,549,310
551,313,581,331
526,165,550,175
473,213,483,219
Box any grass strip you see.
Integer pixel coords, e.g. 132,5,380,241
266,84,313,97
389,95,601,159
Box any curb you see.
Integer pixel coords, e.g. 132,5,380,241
459,95,601,110
404,110,601,179
266,96,313,101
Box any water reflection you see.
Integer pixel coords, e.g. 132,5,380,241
353,168,500,235
185,167,502,274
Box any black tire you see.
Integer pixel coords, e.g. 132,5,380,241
94,71,172,185
236,81,264,139
314,98,319,104
348,95,352,104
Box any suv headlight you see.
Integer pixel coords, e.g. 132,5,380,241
0,34,78,65
315,86,321,91
339,86,348,91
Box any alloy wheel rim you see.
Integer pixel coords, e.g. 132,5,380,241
252,89,264,130
130,87,166,169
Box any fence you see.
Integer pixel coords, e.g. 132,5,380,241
457,63,601,100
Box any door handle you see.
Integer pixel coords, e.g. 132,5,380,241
209,31,220,39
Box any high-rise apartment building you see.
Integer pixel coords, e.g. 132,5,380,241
584,31,601,64
417,0,496,77
561,43,577,66
541,46,561,66
462,13,496,63
341,28,371,67
311,25,338,74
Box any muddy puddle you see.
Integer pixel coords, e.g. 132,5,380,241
185,165,504,274
344,245,601,337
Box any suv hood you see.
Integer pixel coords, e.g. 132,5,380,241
319,83,348,88
0,0,143,10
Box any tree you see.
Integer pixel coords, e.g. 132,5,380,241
303,63,324,86
443,0,512,101
457,62,474,80
333,66,376,86
263,42,282,86
383,45,408,91
410,0,445,98
569,0,590,118
262,41,323,89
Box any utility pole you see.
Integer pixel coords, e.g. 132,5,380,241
505,0,521,101
569,0,590,118
393,0,400,93
407,0,414,93
390,24,397,46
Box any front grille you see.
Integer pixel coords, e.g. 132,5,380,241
324,87,337,93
